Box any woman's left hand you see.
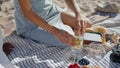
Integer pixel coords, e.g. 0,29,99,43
74,14,86,36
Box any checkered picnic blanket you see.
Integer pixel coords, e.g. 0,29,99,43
4,35,120,68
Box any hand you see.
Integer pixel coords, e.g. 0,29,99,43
52,29,76,46
74,14,88,36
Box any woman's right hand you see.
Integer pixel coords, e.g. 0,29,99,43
52,28,76,46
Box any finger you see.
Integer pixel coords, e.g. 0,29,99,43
75,19,81,31
80,20,84,36
75,20,81,36
85,19,92,28
84,20,87,27
82,21,86,36
59,32,72,46
74,28,80,36
60,31,76,46
78,20,81,30
63,32,76,46
62,37,74,46
66,34,76,44
81,21,85,36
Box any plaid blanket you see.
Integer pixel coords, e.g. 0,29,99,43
4,35,120,68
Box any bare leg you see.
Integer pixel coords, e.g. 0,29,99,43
61,12,92,29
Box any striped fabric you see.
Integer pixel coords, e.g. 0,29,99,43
98,22,120,28
4,35,120,68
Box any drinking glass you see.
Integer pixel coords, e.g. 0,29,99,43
68,36,84,63
87,42,106,60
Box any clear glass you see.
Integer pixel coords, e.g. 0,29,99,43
68,36,84,63
87,42,106,60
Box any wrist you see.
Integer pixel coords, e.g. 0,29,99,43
47,26,58,35
75,13,82,20
75,11,81,16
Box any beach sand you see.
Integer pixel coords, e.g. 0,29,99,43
0,0,120,37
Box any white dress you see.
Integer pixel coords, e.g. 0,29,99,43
14,0,74,47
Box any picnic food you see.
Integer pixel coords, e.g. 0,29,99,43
78,58,90,65
105,34,114,42
74,63,79,68
68,63,79,68
102,35,107,44
92,26,107,34
82,66,90,68
73,36,83,49
68,64,74,68
85,28,94,33
78,58,90,68
85,26,107,44
112,32,119,43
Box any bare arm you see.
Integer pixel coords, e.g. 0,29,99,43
18,0,57,34
65,0,81,16
18,0,76,46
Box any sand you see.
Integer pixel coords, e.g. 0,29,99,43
0,0,120,37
